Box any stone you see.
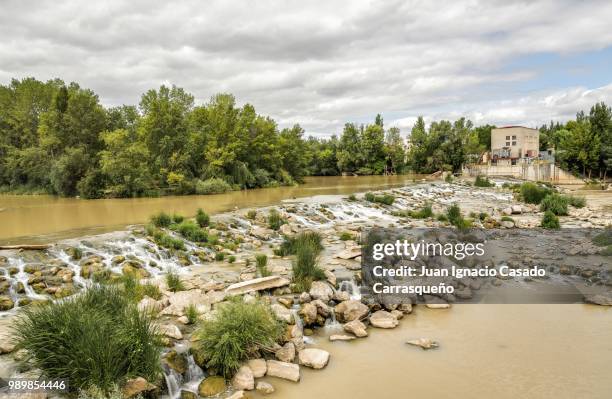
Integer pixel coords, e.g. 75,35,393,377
0,340,16,354
247,358,267,378
398,303,413,314
158,324,183,340
511,205,523,214
426,303,451,309
299,302,318,325
275,342,296,362
232,365,254,390
277,297,293,308
180,390,198,399
0,295,14,311
122,377,156,398
298,348,330,369
298,292,311,303
271,303,293,323
225,275,290,295
369,310,399,329
335,247,361,260
324,269,337,286
256,381,275,394
266,360,300,382
309,281,334,302
163,350,187,374
161,289,212,316
311,299,331,317
330,334,356,341
333,290,350,302
501,207,513,216
279,223,294,236
406,338,439,350
390,310,404,320
343,319,368,337
198,376,227,397
335,300,369,322
138,296,162,313
584,294,612,306
501,221,514,228
251,226,274,240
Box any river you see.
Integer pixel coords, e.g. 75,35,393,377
0,175,424,244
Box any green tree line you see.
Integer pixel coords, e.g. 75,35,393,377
1,77,609,198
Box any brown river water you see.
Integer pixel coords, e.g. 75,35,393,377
0,175,424,244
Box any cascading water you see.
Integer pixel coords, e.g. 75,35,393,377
339,278,362,301
162,366,182,399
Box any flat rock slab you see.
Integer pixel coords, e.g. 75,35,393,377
298,348,330,369
266,360,300,382
225,275,290,295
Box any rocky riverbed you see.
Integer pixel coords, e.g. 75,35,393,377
0,178,610,398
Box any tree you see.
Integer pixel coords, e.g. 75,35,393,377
384,127,405,174
557,119,600,178
279,124,310,182
337,123,362,173
360,123,386,174
589,102,612,180
50,147,90,196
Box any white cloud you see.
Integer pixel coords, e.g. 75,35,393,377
0,0,611,135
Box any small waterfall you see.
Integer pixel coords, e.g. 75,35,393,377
339,278,362,301
183,355,206,393
162,367,183,399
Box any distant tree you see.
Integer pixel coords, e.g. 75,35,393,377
384,126,405,173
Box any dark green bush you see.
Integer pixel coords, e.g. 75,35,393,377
193,299,283,377
196,208,210,227
339,231,354,241
185,304,198,325
255,253,270,277
150,211,172,228
347,194,357,201
165,271,185,292
409,204,433,219
176,220,208,242
446,204,472,230
118,274,161,301
12,285,162,393
172,213,184,223
474,175,494,187
540,193,569,216
268,209,285,230
365,193,394,205
364,192,375,202
592,229,612,246
567,195,586,208
215,252,226,261
292,239,326,292
228,255,236,263
246,210,257,220
279,231,323,256
195,178,232,195
520,182,553,204
541,210,560,229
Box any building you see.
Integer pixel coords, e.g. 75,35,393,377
490,126,539,165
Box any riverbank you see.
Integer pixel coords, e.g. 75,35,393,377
0,177,611,398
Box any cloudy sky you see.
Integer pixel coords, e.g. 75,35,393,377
1,0,612,136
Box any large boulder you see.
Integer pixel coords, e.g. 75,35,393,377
251,227,274,240
247,358,267,378
231,365,254,390
0,296,14,311
310,299,331,317
122,377,157,398
299,302,318,325
271,303,293,323
266,360,300,382
369,310,399,328
298,348,330,369
343,319,368,337
275,342,296,362
334,300,368,322
225,276,290,295
158,323,183,339
198,376,227,397
256,381,275,394
309,281,334,302
161,289,212,316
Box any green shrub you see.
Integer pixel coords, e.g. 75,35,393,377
474,175,495,187
13,285,162,393
446,204,471,230
436,214,448,222
292,240,326,292
347,194,357,201
479,212,488,221
567,195,586,208
501,216,514,222
246,210,257,220
193,299,283,377
228,255,236,263
520,182,553,204
268,209,285,230
365,193,394,205
592,229,612,246
117,274,161,302
185,304,198,325
409,204,433,219
150,211,172,228
279,231,324,256
339,231,354,241
176,220,208,242
540,193,569,216
600,245,612,256
196,208,210,227
195,178,232,195
445,173,453,183
255,254,271,277
166,271,185,292
215,252,226,261
541,210,560,229
172,213,184,223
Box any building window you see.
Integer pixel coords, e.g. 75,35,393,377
506,141,510,146
512,135,516,140
506,136,510,140
512,141,517,146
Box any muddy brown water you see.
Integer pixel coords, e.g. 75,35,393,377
0,175,425,244
253,305,612,399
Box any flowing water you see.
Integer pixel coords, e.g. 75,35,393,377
252,304,612,399
0,175,425,244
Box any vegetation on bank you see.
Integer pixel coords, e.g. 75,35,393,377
193,298,284,377
3,78,608,198
12,285,162,394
